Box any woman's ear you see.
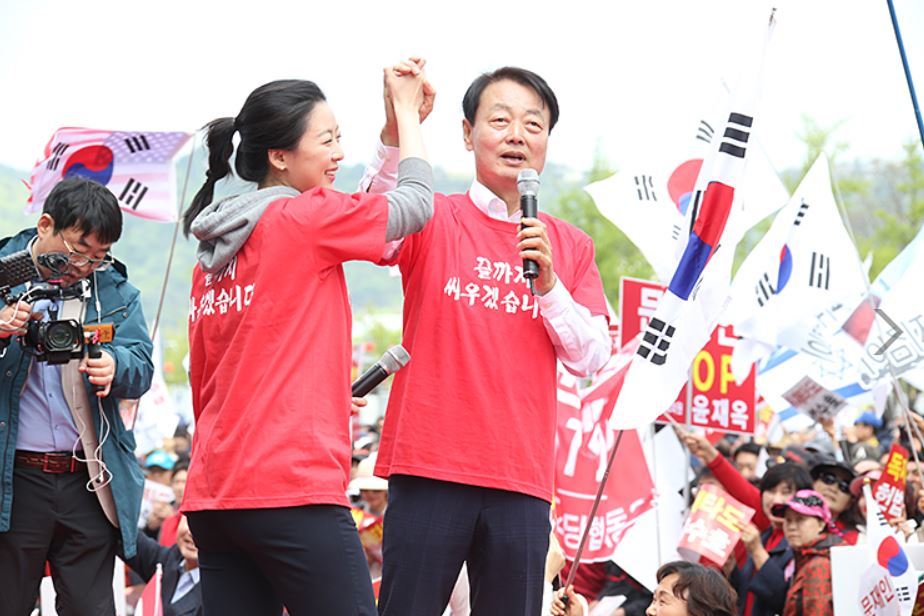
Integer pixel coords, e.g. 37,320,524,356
267,149,287,173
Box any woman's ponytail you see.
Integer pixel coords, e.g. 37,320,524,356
183,117,236,237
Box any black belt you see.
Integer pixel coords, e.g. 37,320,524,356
14,451,86,474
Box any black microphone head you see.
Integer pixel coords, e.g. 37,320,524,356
517,169,541,197
380,345,411,375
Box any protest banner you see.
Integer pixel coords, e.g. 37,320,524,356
677,484,754,564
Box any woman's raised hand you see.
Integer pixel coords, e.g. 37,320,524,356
381,57,436,145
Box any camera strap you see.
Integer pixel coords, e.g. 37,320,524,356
58,296,119,528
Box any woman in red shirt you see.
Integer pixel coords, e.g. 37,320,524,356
181,61,434,615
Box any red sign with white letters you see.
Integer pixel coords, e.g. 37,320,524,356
620,278,757,434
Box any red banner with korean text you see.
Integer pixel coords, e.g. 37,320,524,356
620,277,757,434
873,443,909,523
553,342,655,562
678,484,755,565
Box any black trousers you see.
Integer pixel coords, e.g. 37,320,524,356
187,505,376,616
377,475,551,616
0,465,119,616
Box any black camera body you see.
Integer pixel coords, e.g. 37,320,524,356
1,248,106,365
22,316,84,364
15,282,89,364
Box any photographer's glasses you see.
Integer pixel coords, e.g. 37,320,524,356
61,238,113,271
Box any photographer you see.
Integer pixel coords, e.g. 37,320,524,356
0,176,154,615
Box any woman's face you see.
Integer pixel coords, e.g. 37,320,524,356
813,474,853,516
274,101,344,192
782,510,825,548
763,482,796,527
646,573,688,616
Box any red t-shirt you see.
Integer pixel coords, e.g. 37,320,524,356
184,188,388,511
374,193,608,502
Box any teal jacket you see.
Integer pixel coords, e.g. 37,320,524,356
0,229,154,558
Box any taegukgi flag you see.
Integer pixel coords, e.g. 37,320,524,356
27,127,192,222
610,10,778,430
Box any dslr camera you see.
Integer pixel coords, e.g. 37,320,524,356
1,249,113,364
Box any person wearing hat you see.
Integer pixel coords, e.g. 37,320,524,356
847,412,883,465
350,452,388,518
773,490,842,616
810,457,861,544
676,426,813,616
145,449,176,487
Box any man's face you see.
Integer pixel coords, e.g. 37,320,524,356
171,469,188,506
463,79,550,197
854,423,874,441
147,467,172,486
34,215,112,288
734,452,759,481
176,515,199,566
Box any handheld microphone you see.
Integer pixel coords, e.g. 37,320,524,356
351,345,410,397
517,169,541,292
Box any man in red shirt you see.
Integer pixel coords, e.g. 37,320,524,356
364,65,610,615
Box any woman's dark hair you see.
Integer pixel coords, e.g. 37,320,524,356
43,176,122,245
759,461,813,494
656,561,737,616
183,79,326,236
462,67,560,133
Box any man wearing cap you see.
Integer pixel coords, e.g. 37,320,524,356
145,449,176,486
847,412,883,464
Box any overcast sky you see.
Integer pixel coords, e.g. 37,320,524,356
1,0,922,180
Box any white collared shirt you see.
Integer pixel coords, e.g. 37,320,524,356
360,141,611,376
171,564,200,604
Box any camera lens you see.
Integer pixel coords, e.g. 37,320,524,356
45,322,79,351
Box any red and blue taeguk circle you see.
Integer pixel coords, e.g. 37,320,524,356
61,145,114,186
667,159,703,216
877,535,909,576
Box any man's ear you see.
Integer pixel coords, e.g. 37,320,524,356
462,119,474,152
36,213,55,239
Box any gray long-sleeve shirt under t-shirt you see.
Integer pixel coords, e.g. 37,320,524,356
191,157,433,273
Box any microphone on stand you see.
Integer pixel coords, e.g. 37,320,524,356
517,169,541,295
351,345,411,397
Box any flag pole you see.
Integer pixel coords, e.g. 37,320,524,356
886,0,924,153
559,429,626,605
828,163,924,489
651,423,664,567
130,136,198,431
